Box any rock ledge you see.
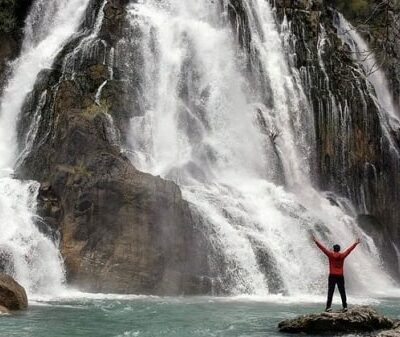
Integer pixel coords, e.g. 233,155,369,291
278,306,394,334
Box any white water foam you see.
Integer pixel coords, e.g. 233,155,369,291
126,0,398,297
0,176,65,295
0,0,91,297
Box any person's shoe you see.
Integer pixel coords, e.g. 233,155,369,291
325,307,332,312
342,307,348,313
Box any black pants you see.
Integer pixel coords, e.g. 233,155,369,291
326,275,347,309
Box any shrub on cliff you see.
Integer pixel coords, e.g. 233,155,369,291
0,0,33,35
335,0,369,15
0,0,17,34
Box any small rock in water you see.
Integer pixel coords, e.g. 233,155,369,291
0,273,28,311
0,305,10,315
278,306,394,334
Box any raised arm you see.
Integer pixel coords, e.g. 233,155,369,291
342,239,360,258
312,236,331,256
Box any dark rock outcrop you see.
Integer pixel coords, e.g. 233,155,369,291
0,34,19,89
278,306,394,334
0,273,28,311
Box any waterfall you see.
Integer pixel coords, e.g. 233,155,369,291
334,13,400,151
0,176,65,296
125,0,397,295
0,0,397,299
0,0,90,296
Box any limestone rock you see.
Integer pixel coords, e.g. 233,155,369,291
278,306,394,334
0,273,28,311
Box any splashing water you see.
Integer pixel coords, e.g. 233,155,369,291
0,175,65,296
0,0,91,297
0,0,397,299
126,0,397,296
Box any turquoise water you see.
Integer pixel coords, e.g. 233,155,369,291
0,295,399,337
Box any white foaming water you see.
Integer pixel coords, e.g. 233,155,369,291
0,0,90,297
0,175,65,296
127,0,397,296
335,13,400,133
0,0,90,168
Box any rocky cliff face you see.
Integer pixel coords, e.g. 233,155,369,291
11,0,400,293
271,0,400,276
16,0,213,295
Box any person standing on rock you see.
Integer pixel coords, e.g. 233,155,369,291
312,235,360,313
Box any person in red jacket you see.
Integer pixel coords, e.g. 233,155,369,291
312,235,360,312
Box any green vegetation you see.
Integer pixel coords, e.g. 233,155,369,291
331,0,399,20
58,162,92,178
0,0,17,34
326,0,400,74
82,100,111,120
0,0,32,34
333,0,370,16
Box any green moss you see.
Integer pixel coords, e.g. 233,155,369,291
82,99,111,119
58,162,92,177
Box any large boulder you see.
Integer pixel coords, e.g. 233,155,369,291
0,273,28,311
278,306,394,334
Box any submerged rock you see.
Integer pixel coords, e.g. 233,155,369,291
278,306,394,334
0,273,28,311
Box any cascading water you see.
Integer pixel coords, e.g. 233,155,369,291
334,13,400,151
0,0,398,301
0,0,90,296
125,0,397,296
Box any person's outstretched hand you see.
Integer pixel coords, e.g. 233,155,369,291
311,234,317,242
356,238,361,244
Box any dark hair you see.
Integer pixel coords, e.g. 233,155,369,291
333,244,341,252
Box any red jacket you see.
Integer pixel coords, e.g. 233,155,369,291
314,240,359,275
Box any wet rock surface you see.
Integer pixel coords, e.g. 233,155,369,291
278,306,394,334
16,0,213,295
0,273,28,311
10,0,400,294
378,322,400,337
272,0,400,278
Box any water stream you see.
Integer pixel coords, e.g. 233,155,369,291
125,0,397,296
0,0,398,300
0,0,91,296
